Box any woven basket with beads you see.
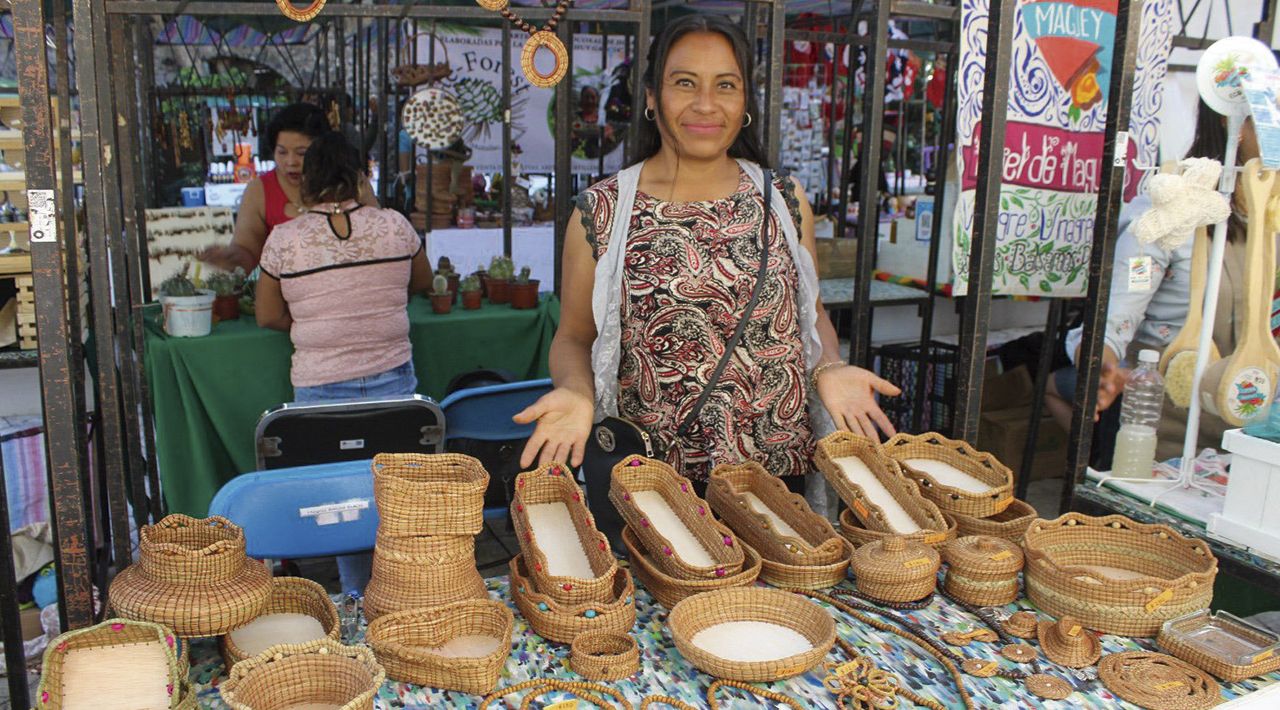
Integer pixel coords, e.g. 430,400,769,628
36,619,186,710
814,432,950,535
758,536,854,590
219,638,385,710
509,554,636,644
511,462,619,606
608,455,745,580
838,508,956,550
621,525,762,609
1024,513,1217,638
706,461,846,566
219,576,341,669
882,433,1014,518
366,599,513,694
371,453,489,537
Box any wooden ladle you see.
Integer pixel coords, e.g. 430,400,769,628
1199,158,1280,426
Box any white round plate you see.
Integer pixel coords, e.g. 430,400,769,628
1197,36,1279,116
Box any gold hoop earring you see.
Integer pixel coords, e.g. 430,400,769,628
743,112,753,127
644,107,656,121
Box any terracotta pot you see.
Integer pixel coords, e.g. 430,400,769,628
510,281,540,310
213,292,241,321
447,274,460,304
461,290,483,310
474,270,489,298
430,293,453,314
486,278,512,305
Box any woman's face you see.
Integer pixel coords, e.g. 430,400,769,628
274,130,315,187
648,31,746,161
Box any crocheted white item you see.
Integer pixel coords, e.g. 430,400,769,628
1131,157,1232,251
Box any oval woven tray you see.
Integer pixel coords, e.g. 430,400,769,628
838,508,956,551
366,599,513,694
621,525,763,609
882,433,1014,518
707,461,846,566
509,554,637,644
951,498,1038,543
814,432,950,535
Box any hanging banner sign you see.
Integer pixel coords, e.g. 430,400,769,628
951,0,1173,297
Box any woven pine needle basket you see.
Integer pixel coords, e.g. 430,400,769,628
219,576,342,669
371,453,489,537
838,508,956,551
758,536,854,590
36,618,185,710
851,535,940,603
219,638,386,710
570,630,640,681
621,525,762,609
814,431,950,534
366,599,513,694
1158,611,1280,683
511,462,619,606
1024,513,1217,638
509,554,637,644
951,498,1039,544
707,461,846,566
363,531,487,622
882,433,1014,517
942,535,1023,607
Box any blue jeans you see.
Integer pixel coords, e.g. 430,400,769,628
291,360,418,594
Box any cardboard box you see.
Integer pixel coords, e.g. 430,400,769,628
815,237,859,280
978,365,1069,482
20,605,43,641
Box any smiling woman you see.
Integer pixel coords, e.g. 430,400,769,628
514,15,904,538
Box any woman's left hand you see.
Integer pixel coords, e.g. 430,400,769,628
816,364,902,440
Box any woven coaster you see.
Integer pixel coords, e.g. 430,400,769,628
1001,644,1038,664
1026,674,1073,700
1099,652,1223,710
962,658,999,677
942,632,973,647
1002,611,1039,639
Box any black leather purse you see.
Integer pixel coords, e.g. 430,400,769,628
582,170,774,550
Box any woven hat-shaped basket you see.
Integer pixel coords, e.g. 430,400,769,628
814,432,950,535
942,535,1023,607
1037,616,1102,668
609,455,744,580
1158,611,1280,683
509,554,636,644
109,514,272,638
220,577,341,669
366,599,513,694
621,525,762,609
838,508,956,551
220,638,386,710
707,461,846,566
758,536,854,590
1024,513,1218,638
36,618,185,710
882,433,1014,518
668,587,836,683
952,498,1038,544
363,531,486,622
511,462,619,606
852,535,940,603
372,453,488,537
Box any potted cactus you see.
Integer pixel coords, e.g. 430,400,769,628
472,264,489,298
510,265,540,310
238,278,256,316
429,274,453,314
207,268,246,321
158,263,216,337
436,256,460,304
460,274,483,310
485,254,514,304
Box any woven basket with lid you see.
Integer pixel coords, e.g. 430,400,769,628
838,508,956,550
942,535,1023,607
814,432,950,535
219,576,341,669
371,453,489,537
952,498,1038,543
707,461,846,566
219,638,386,710
851,535,940,603
882,433,1014,517
108,514,272,638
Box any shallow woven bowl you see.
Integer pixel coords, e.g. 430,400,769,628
621,525,763,609
668,587,835,682
838,508,956,551
1023,513,1217,638
219,577,341,669
951,498,1038,544
707,462,847,566
509,554,637,644
512,463,619,606
758,537,855,590
814,432,951,535
220,638,385,710
366,598,513,694
882,433,1014,518
36,618,184,710
372,452,489,537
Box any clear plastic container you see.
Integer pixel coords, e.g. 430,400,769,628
1112,349,1165,479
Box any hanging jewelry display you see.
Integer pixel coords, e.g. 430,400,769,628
275,0,326,22
474,0,572,88
401,35,467,150
177,110,193,151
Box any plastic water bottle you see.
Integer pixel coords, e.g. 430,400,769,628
1112,349,1164,479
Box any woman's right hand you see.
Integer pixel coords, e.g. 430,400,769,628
514,387,595,468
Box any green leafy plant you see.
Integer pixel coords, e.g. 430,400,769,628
515,266,532,285
460,275,482,293
159,264,197,297
431,274,450,296
206,268,246,296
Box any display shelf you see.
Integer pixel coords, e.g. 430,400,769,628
0,252,30,275
0,128,80,150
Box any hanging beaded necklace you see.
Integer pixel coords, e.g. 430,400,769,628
275,0,325,22
474,0,572,88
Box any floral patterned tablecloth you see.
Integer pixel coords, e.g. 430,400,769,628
183,573,1280,709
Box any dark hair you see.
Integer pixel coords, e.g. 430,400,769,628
631,15,769,168
300,131,365,204
1186,98,1246,241
265,102,331,153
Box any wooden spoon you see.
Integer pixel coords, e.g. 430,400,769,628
1199,159,1280,425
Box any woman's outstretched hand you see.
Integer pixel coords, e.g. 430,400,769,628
514,387,595,468
816,364,902,440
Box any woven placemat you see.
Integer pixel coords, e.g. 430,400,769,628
1099,651,1223,710
1026,674,1073,700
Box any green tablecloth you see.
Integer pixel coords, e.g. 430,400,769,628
143,295,559,516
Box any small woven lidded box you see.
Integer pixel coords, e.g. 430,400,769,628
36,618,185,710
108,514,273,638
951,498,1039,544
509,554,637,644
851,535,941,603
814,432,950,536
219,638,386,710
838,508,956,551
220,576,341,669
1023,513,1218,638
608,455,744,580
371,453,489,537
942,535,1024,607
621,525,762,609
707,461,846,566
366,599,513,694
882,433,1014,518
363,531,487,622
511,462,619,606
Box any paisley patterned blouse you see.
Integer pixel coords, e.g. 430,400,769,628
576,167,814,479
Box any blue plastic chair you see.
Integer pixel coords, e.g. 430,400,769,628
440,378,553,565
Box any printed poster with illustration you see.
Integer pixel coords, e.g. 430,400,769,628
952,0,1173,296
